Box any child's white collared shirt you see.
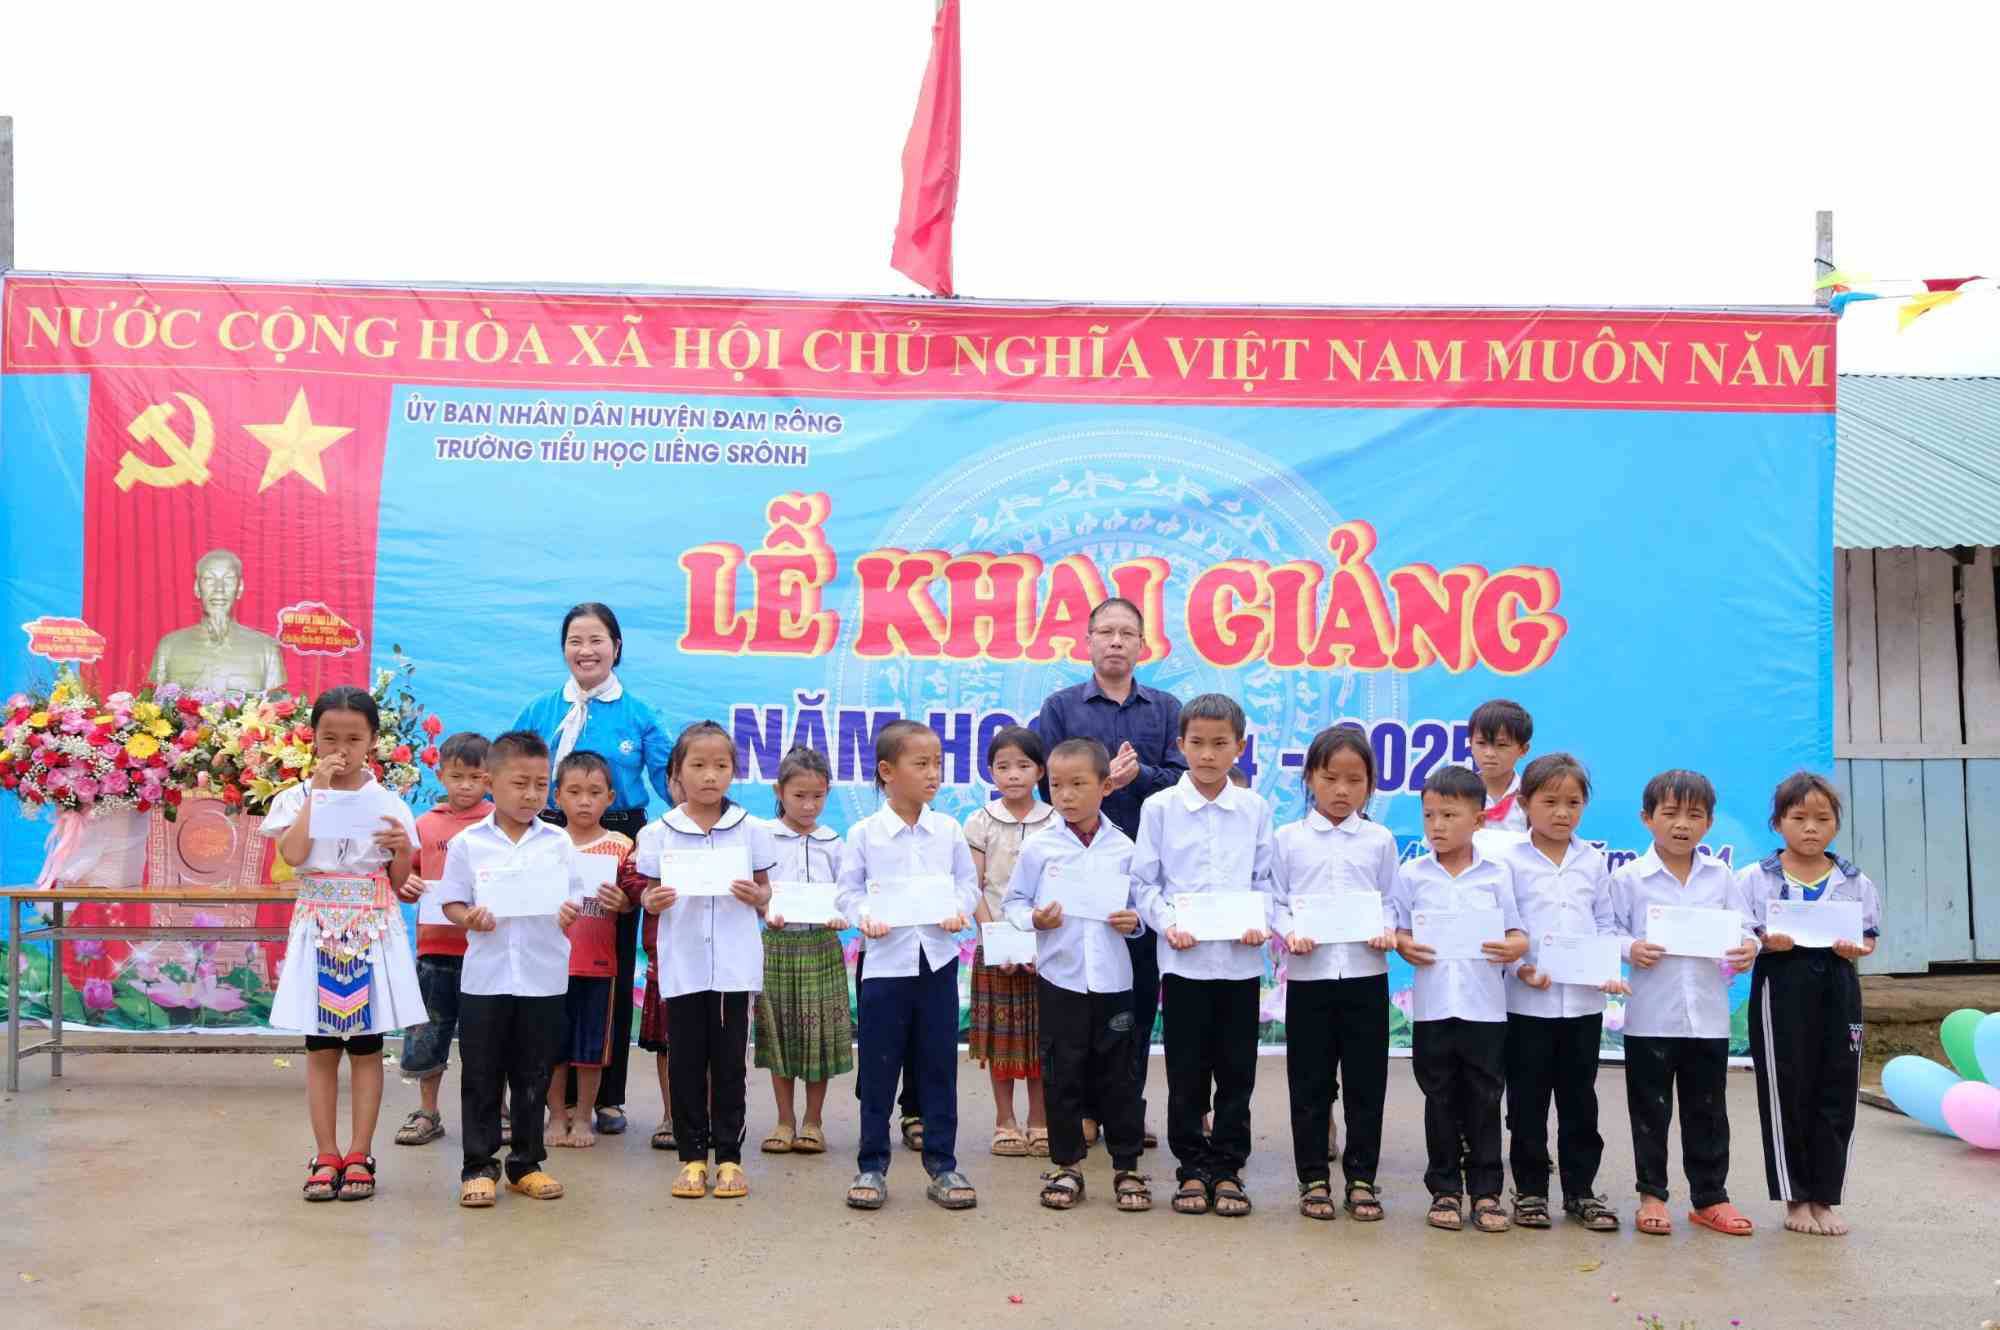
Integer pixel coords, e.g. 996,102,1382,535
1490,832,1616,1018
761,817,843,932
1132,775,1277,983
1610,848,1758,1040
437,813,585,998
1270,810,1399,982
1389,846,1523,1023
1002,817,1142,995
635,803,777,998
834,804,981,979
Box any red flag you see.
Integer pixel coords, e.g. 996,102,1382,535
890,0,962,297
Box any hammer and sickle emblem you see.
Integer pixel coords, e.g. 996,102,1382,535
114,392,216,492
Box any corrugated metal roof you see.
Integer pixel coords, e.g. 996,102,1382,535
1837,374,2000,549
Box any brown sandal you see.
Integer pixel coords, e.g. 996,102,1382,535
1172,1178,1211,1215
1114,1171,1152,1212
1470,1195,1511,1233
1298,1180,1338,1221
1344,1179,1385,1222
1212,1176,1252,1217
1039,1167,1085,1210
1427,1194,1463,1230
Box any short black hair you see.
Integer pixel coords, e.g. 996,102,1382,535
1047,737,1110,780
1303,724,1375,803
556,749,613,787
1770,771,1842,831
1088,597,1144,632
1179,692,1246,740
1520,752,1590,803
1469,698,1532,746
1419,762,1486,808
776,744,832,789
437,731,489,769
310,685,380,737
1226,766,1251,788
487,729,550,771
985,724,1046,771
1642,768,1715,817
871,718,937,790
561,601,624,667
669,720,734,778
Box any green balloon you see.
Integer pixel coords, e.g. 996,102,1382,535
1940,1008,1990,1083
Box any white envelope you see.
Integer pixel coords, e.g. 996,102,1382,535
1290,891,1384,945
309,785,400,841
1413,906,1506,961
655,845,752,897
768,881,841,926
1171,891,1267,942
980,921,1038,966
573,853,618,897
1038,863,1131,921
416,877,450,926
1646,904,1743,959
865,874,961,928
475,864,567,918
1766,898,1864,950
1537,933,1622,986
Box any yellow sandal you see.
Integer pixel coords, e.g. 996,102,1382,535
672,1161,710,1198
506,1170,564,1200
713,1162,748,1198
459,1175,497,1208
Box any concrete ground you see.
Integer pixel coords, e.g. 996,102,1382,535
2,1039,1993,1330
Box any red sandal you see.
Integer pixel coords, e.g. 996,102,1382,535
1689,1201,1753,1236
303,1152,341,1202
336,1152,377,1201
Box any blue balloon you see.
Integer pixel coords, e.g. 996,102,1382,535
1975,1013,2000,1087
1883,1055,1961,1136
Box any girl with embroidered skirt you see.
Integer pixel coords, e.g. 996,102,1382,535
757,746,855,1156
266,686,424,1203
964,725,1056,1157
636,722,778,1200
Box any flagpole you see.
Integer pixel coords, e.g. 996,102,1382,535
1814,210,1833,309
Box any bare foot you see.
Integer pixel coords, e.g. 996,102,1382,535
570,1126,597,1149
1784,1201,1820,1234
549,1125,577,1148
1811,1203,1848,1236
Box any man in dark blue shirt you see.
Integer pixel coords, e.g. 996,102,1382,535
1031,596,1186,1147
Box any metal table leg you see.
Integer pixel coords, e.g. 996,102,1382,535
49,900,62,1080
6,896,19,1093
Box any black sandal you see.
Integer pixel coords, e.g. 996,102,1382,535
1427,1193,1463,1231
1298,1180,1338,1221
1470,1194,1511,1233
1171,1178,1211,1215
1565,1193,1621,1231
302,1152,341,1203
900,1116,925,1153
1114,1171,1152,1212
1039,1167,1085,1210
1212,1176,1252,1217
1512,1192,1552,1229
1344,1179,1385,1222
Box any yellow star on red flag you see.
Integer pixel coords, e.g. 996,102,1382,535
245,389,352,493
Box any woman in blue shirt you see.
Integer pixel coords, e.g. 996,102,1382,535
513,601,673,1133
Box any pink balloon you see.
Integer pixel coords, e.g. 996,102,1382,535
1941,1081,2000,1149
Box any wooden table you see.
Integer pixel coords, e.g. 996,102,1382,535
5,885,301,1091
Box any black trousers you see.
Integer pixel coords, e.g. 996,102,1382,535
546,805,644,1111
1039,978,1143,1170
1161,975,1258,1184
1411,1017,1505,1198
1504,1011,1604,1202
666,989,751,1164
1749,950,1863,1205
1286,974,1389,1187
854,946,922,1120
1624,1034,1731,1209
459,993,566,1182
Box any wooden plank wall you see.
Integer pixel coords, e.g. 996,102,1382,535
1834,546,2000,972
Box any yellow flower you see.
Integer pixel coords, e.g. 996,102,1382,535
125,733,161,760
93,713,115,726
147,717,173,738
135,702,162,722
27,712,49,729
48,683,70,705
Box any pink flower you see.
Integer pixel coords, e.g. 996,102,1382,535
70,776,99,800
1604,999,1626,1033
81,978,116,1012
73,938,104,961
1390,986,1415,1017
144,973,246,1013
101,769,131,795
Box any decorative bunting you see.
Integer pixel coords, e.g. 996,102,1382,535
1898,289,1967,330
